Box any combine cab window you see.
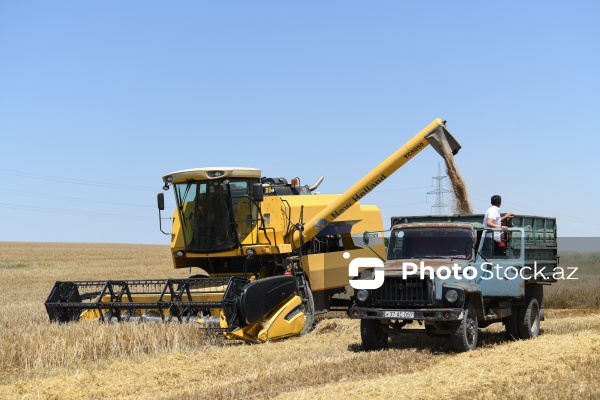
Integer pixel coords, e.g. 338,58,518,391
387,227,473,260
230,182,259,243
174,179,259,253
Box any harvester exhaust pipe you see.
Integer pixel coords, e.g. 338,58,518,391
292,118,461,248
309,176,324,192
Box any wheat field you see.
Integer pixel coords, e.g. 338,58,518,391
0,242,598,399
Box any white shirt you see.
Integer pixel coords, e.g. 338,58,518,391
483,205,501,238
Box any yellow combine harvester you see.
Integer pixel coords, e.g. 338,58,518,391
45,118,461,342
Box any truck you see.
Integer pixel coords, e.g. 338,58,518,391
45,118,461,343
348,214,558,351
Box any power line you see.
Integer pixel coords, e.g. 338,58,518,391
379,201,429,208
376,185,433,193
0,202,157,220
0,187,155,208
0,169,157,192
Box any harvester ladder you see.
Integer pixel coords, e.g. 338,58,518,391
287,256,314,330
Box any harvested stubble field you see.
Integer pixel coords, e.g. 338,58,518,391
0,242,598,400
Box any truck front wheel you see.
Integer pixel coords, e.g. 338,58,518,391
451,301,478,352
361,319,389,351
518,297,540,339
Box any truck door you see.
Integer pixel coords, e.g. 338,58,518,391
475,228,525,298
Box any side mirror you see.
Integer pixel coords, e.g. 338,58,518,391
252,183,264,202
363,232,370,245
157,193,165,211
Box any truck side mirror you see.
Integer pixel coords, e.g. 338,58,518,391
252,183,264,202
157,193,165,211
363,232,370,245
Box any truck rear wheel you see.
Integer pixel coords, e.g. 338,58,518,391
518,297,540,339
361,319,389,351
503,309,519,341
451,301,478,352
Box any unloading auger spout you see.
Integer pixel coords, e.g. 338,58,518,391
292,118,461,248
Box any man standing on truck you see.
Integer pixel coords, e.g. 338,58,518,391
482,195,514,257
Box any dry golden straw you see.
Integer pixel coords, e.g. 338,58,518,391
0,243,598,399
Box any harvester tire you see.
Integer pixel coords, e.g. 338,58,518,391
300,282,315,335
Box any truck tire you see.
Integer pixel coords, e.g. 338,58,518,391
517,297,540,339
425,323,437,337
451,301,478,352
361,319,389,351
503,308,519,341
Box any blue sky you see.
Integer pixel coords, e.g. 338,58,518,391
1,1,599,244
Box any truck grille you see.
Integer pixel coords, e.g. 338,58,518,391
371,276,432,306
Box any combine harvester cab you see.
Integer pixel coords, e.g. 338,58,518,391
45,118,462,343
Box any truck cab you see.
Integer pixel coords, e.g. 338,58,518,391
348,214,558,352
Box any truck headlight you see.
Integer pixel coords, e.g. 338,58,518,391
356,290,369,303
444,289,459,303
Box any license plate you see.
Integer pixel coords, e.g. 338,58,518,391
383,311,415,319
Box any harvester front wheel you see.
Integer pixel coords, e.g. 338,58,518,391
299,281,315,335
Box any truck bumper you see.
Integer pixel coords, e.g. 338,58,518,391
347,306,464,322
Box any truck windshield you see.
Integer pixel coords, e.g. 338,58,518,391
387,227,473,260
174,179,259,252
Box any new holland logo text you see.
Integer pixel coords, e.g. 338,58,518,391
404,142,424,159
330,173,387,218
